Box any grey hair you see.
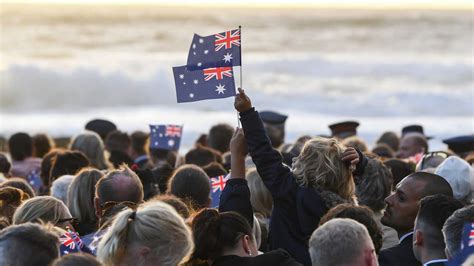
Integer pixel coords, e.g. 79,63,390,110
97,201,193,265
442,205,474,258
247,168,273,218
309,218,372,266
13,196,71,225
67,168,102,226
70,131,111,170
355,158,393,212
51,175,75,205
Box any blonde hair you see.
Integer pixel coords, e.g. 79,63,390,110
13,196,71,225
67,168,102,226
292,137,355,200
70,131,111,170
97,201,194,266
247,168,273,218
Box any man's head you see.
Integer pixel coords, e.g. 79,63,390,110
413,195,463,263
131,131,148,158
184,145,219,167
396,133,428,159
105,130,132,155
208,123,234,154
94,166,144,218
309,218,378,266
442,205,474,259
8,132,33,161
0,223,59,266
382,172,453,235
260,110,287,149
167,164,211,210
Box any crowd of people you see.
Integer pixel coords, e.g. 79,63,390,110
0,89,473,266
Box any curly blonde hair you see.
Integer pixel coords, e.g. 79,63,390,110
292,137,355,200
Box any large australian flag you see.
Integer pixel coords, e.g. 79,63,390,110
187,28,241,70
149,124,183,151
173,65,236,103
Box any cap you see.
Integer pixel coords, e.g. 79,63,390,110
260,111,288,125
329,121,359,139
443,135,474,155
85,119,117,140
401,125,432,139
434,156,472,202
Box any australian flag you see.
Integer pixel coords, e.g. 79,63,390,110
447,222,474,266
210,175,230,208
173,65,236,103
149,124,183,151
187,28,241,70
59,230,92,256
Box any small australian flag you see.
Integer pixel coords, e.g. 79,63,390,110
187,28,241,70
149,124,183,151
173,65,236,103
210,175,230,208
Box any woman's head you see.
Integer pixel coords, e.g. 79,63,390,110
0,186,29,223
97,201,193,266
167,164,211,211
292,137,355,200
70,131,110,170
246,168,273,218
188,209,258,264
13,196,73,230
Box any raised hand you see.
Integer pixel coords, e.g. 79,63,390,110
234,88,252,113
341,147,360,171
230,127,248,159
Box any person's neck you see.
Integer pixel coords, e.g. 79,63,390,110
421,249,447,265
397,229,413,239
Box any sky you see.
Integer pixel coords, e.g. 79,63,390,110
2,0,473,9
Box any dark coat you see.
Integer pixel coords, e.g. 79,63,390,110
219,178,254,228
212,249,302,266
378,233,421,266
239,108,363,266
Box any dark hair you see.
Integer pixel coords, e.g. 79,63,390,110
152,194,191,219
0,186,28,223
371,143,395,158
203,162,228,178
442,205,474,258
40,149,62,190
167,165,210,210
49,151,90,184
152,162,175,193
148,148,177,168
105,130,131,153
376,131,399,152
384,158,415,188
188,209,252,263
319,204,383,254
185,145,218,167
208,124,234,153
32,134,55,158
0,223,59,266
133,168,160,200
52,253,102,266
0,177,35,198
0,153,11,175
409,172,453,198
417,195,463,250
8,133,33,161
355,158,393,212
131,131,148,155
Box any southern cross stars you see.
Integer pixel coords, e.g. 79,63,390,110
215,84,226,94
223,53,233,63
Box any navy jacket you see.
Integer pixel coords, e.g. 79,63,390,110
378,233,421,266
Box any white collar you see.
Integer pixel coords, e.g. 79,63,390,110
423,258,448,266
399,231,414,243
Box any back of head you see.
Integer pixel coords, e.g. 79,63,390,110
50,175,75,204
319,204,383,254
105,130,131,153
185,145,218,167
97,201,193,265
414,195,463,258
148,148,177,167
384,158,415,188
355,158,393,212
376,131,399,152
247,168,273,218
131,131,148,156
52,253,102,266
371,143,395,159
343,136,368,153
203,162,227,178
152,162,175,193
49,150,90,184
208,123,234,153
0,153,12,175
434,156,473,204
189,209,253,263
13,195,71,225
41,149,62,190
442,205,474,258
152,194,191,219
309,218,374,266
167,164,211,210
33,133,55,158
0,186,29,223
8,132,33,161
0,223,59,266
292,137,354,200
133,168,160,200
70,131,109,170
95,166,144,205
0,177,35,198
85,119,117,141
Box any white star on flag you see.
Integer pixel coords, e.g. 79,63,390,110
179,74,184,79
223,53,233,63
168,139,175,147
215,84,226,94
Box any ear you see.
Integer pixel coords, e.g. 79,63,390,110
241,235,251,256
94,197,102,218
364,248,377,266
414,230,423,247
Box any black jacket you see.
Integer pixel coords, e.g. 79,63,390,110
213,249,302,266
239,108,365,266
378,233,421,266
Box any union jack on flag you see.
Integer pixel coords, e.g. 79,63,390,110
165,125,182,138
210,175,230,208
59,230,92,256
149,124,183,151
203,67,233,81
187,28,241,70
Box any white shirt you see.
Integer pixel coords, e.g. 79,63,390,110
423,258,448,266
399,231,414,243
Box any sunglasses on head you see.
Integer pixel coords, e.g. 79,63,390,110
418,151,450,170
